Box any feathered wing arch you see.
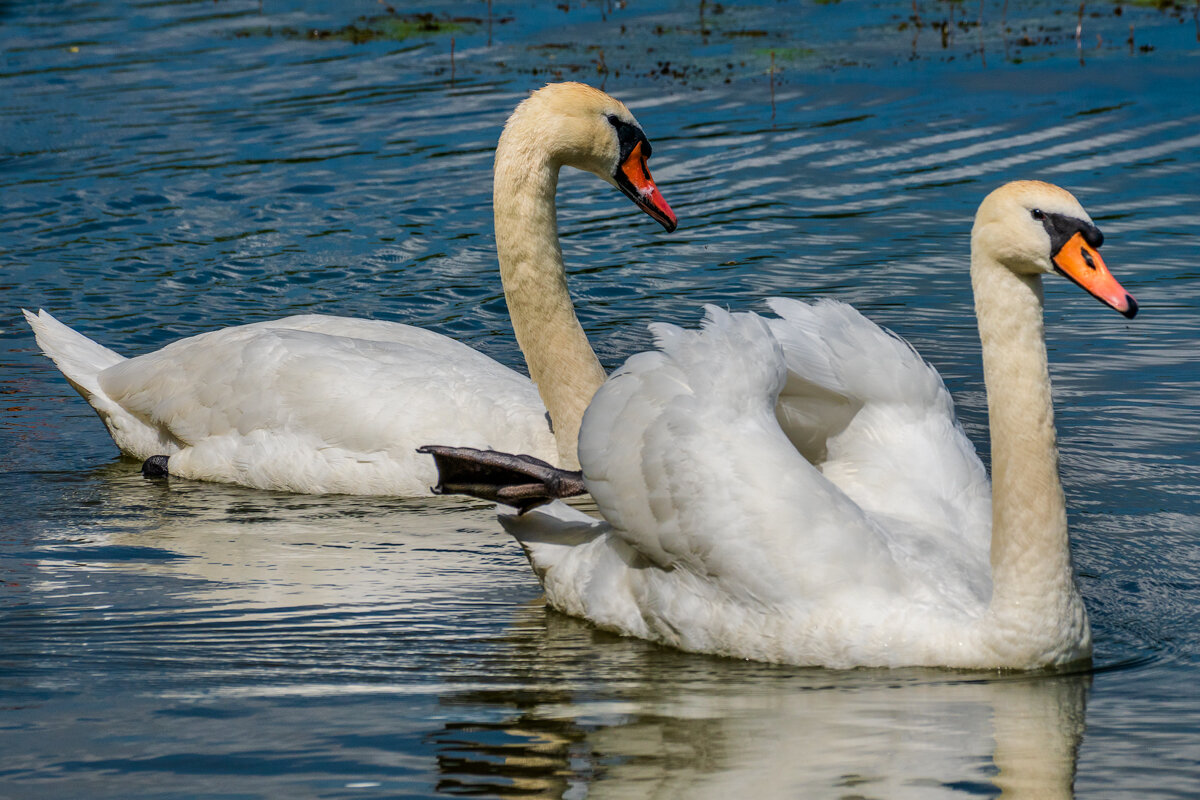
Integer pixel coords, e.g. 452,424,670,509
506,305,987,665
436,181,1134,670
766,299,993,595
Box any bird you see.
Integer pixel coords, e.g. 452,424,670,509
421,180,1138,670
23,82,676,496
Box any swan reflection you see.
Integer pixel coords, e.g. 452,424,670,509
27,462,509,609
26,465,1087,798
432,607,1090,800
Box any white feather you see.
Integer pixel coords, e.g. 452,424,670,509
501,182,1119,670
27,311,554,495
23,83,673,495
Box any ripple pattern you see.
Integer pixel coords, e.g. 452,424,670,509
2,1,1199,797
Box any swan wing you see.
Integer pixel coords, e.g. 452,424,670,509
530,305,995,665
97,316,554,494
577,306,904,607
765,298,992,578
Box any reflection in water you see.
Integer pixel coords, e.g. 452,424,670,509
9,462,536,704
70,464,500,604
432,607,1090,800
12,464,1091,799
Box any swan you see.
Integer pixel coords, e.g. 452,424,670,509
421,180,1138,670
23,82,676,495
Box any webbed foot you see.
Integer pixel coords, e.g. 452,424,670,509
141,455,170,479
417,445,587,513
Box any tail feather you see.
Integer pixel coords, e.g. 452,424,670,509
21,309,174,458
23,309,125,401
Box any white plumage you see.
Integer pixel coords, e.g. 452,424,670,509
24,83,676,495
26,311,555,494
511,305,994,668
490,181,1137,669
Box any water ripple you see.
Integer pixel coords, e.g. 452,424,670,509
2,0,1199,797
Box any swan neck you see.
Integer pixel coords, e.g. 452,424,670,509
494,131,604,469
972,249,1084,634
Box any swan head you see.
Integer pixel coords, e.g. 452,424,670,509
972,180,1137,318
502,82,677,232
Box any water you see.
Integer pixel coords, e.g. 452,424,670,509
2,0,1199,796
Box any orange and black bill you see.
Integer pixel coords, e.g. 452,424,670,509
615,140,677,233
1052,231,1138,319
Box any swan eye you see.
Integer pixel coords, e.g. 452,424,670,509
607,114,652,161
1031,209,1046,221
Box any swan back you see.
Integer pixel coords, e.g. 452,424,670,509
764,299,992,560
582,308,990,609
534,306,997,666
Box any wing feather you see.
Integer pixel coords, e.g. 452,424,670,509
579,306,903,607
766,298,992,582
96,316,554,493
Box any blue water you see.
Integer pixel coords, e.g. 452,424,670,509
2,1,1199,797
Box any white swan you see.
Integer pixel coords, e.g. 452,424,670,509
23,83,676,495
423,180,1138,670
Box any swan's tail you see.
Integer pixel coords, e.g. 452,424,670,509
22,309,126,402
21,309,173,458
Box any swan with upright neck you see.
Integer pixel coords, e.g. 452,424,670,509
424,181,1137,670
23,83,675,495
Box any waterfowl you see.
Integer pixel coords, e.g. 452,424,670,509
423,180,1137,670
24,82,676,495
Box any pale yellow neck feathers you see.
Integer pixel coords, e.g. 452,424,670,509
493,108,606,469
971,248,1081,625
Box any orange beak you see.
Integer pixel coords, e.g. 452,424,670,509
615,140,677,233
1052,232,1138,319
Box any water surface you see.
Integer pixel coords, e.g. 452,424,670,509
2,1,1199,797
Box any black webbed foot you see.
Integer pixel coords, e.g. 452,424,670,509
417,445,587,513
141,455,170,479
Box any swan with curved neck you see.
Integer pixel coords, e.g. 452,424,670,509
493,82,676,466
24,82,676,494
424,180,1137,670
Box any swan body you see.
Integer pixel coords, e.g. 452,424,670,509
430,181,1137,669
24,83,676,495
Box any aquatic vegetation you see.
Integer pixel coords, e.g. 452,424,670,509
228,2,1197,86
236,11,496,44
